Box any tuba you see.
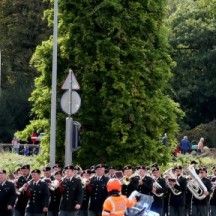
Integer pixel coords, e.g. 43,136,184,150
186,165,208,200
164,168,181,196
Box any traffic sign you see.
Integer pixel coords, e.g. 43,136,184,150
60,90,81,115
61,69,80,90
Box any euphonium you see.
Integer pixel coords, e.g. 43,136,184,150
164,168,181,196
186,165,208,200
152,177,164,197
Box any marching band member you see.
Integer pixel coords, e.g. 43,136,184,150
87,164,109,216
14,164,32,216
52,164,61,174
210,166,216,216
48,170,63,216
25,169,49,216
168,166,187,216
151,166,167,216
191,166,212,216
42,166,55,181
0,169,17,216
78,169,91,216
102,179,138,216
121,165,138,197
137,165,153,196
107,166,117,179
59,165,83,216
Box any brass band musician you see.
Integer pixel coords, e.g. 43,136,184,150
151,166,167,216
121,165,139,197
191,167,212,216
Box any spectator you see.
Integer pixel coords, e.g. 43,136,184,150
197,137,205,154
162,133,168,145
180,136,191,154
12,135,20,154
24,144,30,156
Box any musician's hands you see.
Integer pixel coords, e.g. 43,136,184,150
204,191,209,196
43,207,48,212
22,183,28,191
75,204,81,210
7,205,13,210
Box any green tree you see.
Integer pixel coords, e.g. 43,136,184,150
0,0,51,141
168,0,216,128
22,0,183,167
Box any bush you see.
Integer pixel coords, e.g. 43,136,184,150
0,152,45,173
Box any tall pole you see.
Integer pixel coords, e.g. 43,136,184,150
0,49,1,101
65,70,73,166
50,0,58,168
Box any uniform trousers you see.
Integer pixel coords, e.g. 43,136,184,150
88,210,102,216
151,207,163,216
168,206,185,216
24,213,44,216
48,211,58,216
210,205,216,216
14,209,24,216
191,204,208,216
77,210,88,216
58,210,78,216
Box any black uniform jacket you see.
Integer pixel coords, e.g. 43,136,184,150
25,179,49,214
169,175,187,207
15,174,32,212
122,176,139,197
192,177,212,205
151,177,168,209
87,175,109,213
0,180,16,216
138,175,153,195
59,177,83,212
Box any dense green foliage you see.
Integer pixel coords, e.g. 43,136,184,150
21,0,184,167
168,0,216,128
0,0,51,141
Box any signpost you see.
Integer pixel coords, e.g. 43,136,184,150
61,69,81,166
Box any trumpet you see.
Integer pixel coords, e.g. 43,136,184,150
17,179,34,195
122,171,141,185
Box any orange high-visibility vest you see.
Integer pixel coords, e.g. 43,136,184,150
102,195,137,216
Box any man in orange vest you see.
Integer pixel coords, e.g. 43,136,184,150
102,179,139,216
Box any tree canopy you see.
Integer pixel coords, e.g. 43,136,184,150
0,0,51,141
19,0,183,167
168,0,216,128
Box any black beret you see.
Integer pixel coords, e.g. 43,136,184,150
174,166,182,170
0,169,6,174
191,161,198,165
53,164,61,169
21,165,30,170
123,165,132,170
152,163,158,168
95,164,105,169
152,167,160,172
199,167,207,172
54,171,62,176
43,166,51,171
64,165,74,170
31,169,41,174
136,165,146,170
109,166,116,170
